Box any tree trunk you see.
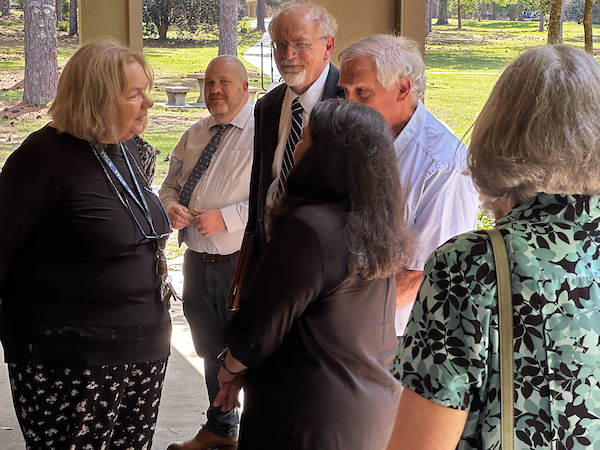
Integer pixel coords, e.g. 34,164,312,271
425,0,433,35
157,14,169,39
256,0,267,32
538,11,544,32
68,0,77,36
55,0,62,21
559,0,565,41
547,0,563,44
219,0,238,56
584,0,593,55
2,0,10,16
436,0,448,25
23,0,58,106
457,0,462,28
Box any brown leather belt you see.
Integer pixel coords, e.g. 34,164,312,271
199,251,240,263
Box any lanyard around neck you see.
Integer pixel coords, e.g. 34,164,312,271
92,142,159,239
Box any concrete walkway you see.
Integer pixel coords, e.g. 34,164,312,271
242,18,284,93
243,29,282,87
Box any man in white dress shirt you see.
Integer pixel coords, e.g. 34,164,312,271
159,55,254,450
339,35,479,338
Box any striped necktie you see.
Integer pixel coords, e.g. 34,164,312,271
277,97,303,196
179,123,232,208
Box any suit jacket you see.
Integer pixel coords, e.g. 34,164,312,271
247,64,345,252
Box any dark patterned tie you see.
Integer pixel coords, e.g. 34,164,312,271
179,123,232,208
277,97,303,196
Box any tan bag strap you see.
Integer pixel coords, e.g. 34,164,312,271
484,228,514,450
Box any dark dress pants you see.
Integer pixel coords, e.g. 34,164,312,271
182,249,240,438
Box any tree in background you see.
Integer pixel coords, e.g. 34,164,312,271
257,0,267,31
142,0,205,39
69,0,77,36
437,0,449,24
564,0,597,54
547,0,563,43
2,0,10,16
426,0,433,34
23,0,58,106
583,0,593,53
219,0,237,55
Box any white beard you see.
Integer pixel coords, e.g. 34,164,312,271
277,59,307,87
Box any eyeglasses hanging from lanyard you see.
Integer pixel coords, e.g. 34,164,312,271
91,142,180,305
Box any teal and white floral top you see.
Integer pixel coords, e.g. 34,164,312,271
392,193,600,450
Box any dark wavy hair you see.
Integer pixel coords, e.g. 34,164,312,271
267,98,413,280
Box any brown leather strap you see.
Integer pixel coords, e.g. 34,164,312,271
485,228,514,450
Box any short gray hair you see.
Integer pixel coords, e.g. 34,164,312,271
339,35,426,101
268,3,338,38
469,45,600,204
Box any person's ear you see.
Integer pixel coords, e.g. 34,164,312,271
324,36,335,62
397,77,411,103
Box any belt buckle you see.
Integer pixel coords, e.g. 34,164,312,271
203,253,218,263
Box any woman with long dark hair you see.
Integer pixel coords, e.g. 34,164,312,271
214,98,414,449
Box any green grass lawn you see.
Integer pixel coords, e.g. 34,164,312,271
423,19,600,138
2,17,600,175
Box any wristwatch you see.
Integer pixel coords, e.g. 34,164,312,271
216,348,245,375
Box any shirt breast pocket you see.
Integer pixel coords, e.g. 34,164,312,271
217,150,252,185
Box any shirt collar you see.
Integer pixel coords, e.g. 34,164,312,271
207,102,253,130
393,100,426,158
285,63,331,114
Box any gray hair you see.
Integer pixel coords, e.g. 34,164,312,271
469,44,600,204
339,34,426,101
268,3,338,38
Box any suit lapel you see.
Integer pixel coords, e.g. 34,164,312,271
321,64,345,101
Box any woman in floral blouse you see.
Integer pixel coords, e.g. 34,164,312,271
387,45,600,450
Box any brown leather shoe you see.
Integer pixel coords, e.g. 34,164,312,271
167,427,238,450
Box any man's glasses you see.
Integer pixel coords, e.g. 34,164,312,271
271,36,327,55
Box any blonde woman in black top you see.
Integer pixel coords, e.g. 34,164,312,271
0,41,171,450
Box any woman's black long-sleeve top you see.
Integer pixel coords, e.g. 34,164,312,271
0,125,172,366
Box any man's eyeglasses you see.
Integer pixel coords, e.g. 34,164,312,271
271,36,327,55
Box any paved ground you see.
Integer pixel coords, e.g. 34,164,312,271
243,28,282,88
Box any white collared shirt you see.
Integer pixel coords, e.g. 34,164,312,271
265,63,331,207
159,102,254,255
394,101,479,335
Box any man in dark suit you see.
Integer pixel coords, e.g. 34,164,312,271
248,3,345,251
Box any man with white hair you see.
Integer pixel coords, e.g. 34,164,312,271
247,3,345,252
339,35,478,338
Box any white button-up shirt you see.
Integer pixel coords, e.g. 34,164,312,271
395,101,479,335
265,63,331,207
159,102,254,255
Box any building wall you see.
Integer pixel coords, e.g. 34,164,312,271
79,0,143,53
311,0,425,61
311,0,396,63
76,0,424,59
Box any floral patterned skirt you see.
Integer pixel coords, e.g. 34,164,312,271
8,358,167,450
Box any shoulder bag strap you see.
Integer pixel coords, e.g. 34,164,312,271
484,228,514,450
